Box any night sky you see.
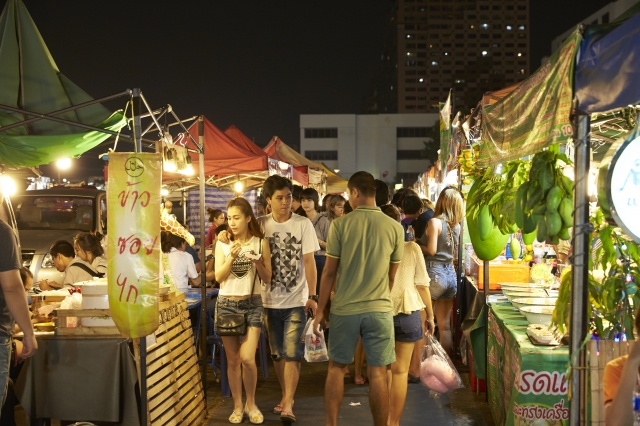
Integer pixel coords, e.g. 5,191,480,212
9,0,613,180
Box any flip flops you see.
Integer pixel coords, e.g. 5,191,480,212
280,411,297,422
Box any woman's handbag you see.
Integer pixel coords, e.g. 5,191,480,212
216,239,262,336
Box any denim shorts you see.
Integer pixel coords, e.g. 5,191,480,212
328,311,395,367
215,295,264,332
393,310,424,343
0,336,10,407
427,262,457,300
264,307,306,362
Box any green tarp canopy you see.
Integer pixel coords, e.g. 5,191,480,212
0,0,125,168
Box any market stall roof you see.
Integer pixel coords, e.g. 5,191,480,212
173,117,268,177
264,136,320,186
223,125,266,158
318,162,348,194
0,0,126,168
575,10,640,113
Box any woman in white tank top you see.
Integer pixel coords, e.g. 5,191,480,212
215,197,271,424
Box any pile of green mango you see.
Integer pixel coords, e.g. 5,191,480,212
514,148,574,244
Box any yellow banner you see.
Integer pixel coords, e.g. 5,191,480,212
107,153,161,338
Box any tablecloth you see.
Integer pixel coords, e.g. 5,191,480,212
15,336,140,425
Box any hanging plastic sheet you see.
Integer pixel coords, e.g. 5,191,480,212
575,11,640,113
107,153,161,338
476,30,581,168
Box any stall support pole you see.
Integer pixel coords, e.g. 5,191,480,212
483,260,489,402
198,117,208,405
132,88,148,426
569,113,591,426
455,160,465,356
182,190,187,224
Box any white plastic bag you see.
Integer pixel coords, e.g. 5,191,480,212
419,335,464,394
302,318,328,363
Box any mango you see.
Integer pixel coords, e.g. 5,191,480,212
558,227,571,241
522,231,536,245
561,175,574,193
468,214,510,261
478,205,493,241
545,211,562,236
523,214,540,234
510,238,522,260
559,197,573,227
545,186,562,212
537,216,549,242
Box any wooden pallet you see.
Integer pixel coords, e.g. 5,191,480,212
135,292,206,426
588,339,635,425
54,308,122,336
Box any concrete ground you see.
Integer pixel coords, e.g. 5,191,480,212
202,359,494,426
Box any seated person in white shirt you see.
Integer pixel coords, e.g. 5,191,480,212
38,240,103,289
161,232,200,293
73,232,107,276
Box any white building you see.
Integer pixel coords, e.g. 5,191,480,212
299,113,438,184
551,0,639,53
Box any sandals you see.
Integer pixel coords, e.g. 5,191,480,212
280,411,297,422
244,404,264,424
228,410,244,424
273,399,293,415
354,375,367,385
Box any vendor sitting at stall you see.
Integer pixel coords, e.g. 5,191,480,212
38,240,103,290
604,304,640,426
73,232,107,276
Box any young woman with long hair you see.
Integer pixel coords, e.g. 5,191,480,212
298,188,331,295
326,195,346,221
215,197,272,424
422,187,464,355
381,204,435,426
73,232,107,275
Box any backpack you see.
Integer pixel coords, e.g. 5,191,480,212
69,262,105,278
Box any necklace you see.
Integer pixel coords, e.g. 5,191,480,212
235,236,252,246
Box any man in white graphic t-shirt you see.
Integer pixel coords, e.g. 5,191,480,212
258,175,318,423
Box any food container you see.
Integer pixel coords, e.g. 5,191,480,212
81,281,116,327
159,285,170,295
519,306,555,326
34,322,55,332
472,257,531,290
499,281,550,290
503,290,549,303
526,324,558,344
511,297,558,311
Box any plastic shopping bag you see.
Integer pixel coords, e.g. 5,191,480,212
302,318,329,363
419,335,464,394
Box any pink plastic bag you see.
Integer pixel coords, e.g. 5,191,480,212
419,335,464,393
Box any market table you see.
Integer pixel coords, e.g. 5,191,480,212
484,302,569,426
15,335,140,425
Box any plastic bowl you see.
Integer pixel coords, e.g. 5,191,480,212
511,297,558,310
503,290,549,302
519,306,555,326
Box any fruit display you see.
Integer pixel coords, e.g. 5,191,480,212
514,145,574,244
530,263,553,283
467,209,510,261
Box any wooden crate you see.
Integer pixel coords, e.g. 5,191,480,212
54,308,122,336
588,339,634,425
135,291,206,426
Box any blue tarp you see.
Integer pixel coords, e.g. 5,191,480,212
576,11,640,113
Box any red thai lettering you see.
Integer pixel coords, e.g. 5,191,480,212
118,189,152,212
143,236,158,255
116,273,139,304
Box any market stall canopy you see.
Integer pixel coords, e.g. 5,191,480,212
318,162,348,194
264,136,321,186
224,125,265,157
172,117,268,177
0,0,126,168
575,10,640,113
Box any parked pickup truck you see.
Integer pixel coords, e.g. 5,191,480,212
13,187,107,283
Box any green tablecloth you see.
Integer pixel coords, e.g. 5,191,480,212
479,302,570,425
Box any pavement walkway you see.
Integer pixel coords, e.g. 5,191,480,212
203,359,494,425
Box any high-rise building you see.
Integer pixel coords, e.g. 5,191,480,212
396,0,530,115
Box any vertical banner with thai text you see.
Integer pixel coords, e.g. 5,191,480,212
107,153,161,338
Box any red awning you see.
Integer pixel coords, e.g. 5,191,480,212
224,125,266,158
172,117,268,177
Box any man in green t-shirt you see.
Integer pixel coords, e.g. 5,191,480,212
313,171,404,426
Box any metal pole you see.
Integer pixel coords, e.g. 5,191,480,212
483,260,490,402
569,112,591,426
0,89,132,132
182,190,187,225
198,116,208,405
132,87,147,426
